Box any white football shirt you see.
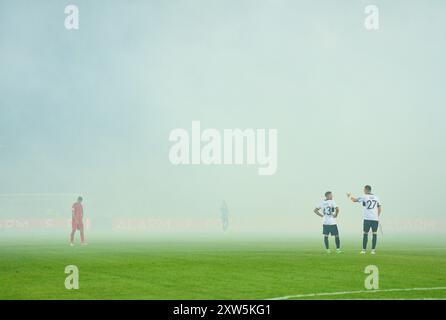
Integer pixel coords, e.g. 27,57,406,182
356,194,381,221
318,199,337,225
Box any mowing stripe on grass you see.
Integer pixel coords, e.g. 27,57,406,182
267,287,446,300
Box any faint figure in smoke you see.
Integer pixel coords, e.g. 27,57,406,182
220,200,229,232
70,196,87,246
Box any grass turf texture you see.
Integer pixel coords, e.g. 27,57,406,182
0,237,445,300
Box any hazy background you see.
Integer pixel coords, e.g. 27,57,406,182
1,0,445,237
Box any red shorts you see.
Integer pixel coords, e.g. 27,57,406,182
72,219,84,230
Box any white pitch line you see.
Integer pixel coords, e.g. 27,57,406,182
267,287,446,300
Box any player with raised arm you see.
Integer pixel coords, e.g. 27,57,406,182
347,185,381,254
70,196,87,246
314,191,341,254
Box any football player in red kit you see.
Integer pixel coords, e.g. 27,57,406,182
70,196,87,246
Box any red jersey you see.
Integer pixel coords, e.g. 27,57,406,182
72,202,83,220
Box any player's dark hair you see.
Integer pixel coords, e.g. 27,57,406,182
77,196,83,201
325,191,332,197
364,185,372,192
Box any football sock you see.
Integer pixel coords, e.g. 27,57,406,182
372,233,377,249
335,236,340,249
363,233,368,250
324,236,329,249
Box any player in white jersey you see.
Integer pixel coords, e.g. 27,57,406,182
314,191,341,254
347,185,382,254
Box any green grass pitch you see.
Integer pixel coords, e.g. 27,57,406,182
0,236,445,300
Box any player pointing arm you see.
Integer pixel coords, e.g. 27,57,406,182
346,192,358,202
347,191,382,217
347,185,382,254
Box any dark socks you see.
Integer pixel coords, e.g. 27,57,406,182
324,236,329,249
335,236,340,249
363,233,368,250
372,233,377,249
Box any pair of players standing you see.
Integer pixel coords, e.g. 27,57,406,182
314,185,382,254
